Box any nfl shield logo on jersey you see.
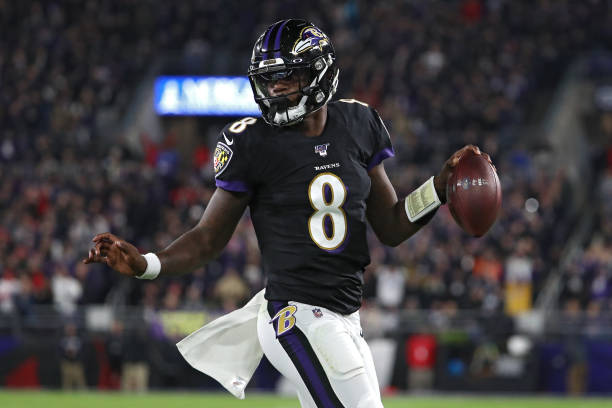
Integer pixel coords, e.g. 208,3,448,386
314,143,329,157
312,308,323,318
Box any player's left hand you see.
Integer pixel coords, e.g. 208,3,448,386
433,144,494,203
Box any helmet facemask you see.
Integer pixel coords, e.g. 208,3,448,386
248,20,339,127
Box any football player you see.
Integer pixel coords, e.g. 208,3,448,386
84,19,490,407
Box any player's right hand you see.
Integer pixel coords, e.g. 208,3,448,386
82,232,148,277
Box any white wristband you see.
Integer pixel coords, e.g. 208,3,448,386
136,253,161,280
404,176,442,223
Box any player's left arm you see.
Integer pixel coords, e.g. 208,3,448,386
366,162,425,247
366,145,487,246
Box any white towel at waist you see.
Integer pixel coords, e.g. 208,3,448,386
176,289,266,399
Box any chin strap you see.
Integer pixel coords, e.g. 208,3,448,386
269,103,278,121
301,85,316,96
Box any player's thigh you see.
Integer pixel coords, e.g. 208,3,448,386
292,302,383,407
257,302,317,408
296,311,382,408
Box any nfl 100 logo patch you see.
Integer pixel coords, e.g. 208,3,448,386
314,143,330,157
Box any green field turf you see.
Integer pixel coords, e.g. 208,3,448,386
1,391,611,408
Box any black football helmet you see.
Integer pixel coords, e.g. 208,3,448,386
248,19,339,126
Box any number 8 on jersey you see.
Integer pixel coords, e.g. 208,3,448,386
307,173,347,251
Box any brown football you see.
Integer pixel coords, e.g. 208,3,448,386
446,151,502,237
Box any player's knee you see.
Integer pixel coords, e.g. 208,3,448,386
309,321,365,380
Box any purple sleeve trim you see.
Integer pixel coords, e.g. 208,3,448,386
215,179,251,193
367,148,395,171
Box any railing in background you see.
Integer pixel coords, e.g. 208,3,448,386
1,306,611,394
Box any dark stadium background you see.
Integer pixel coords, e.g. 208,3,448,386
1,0,612,399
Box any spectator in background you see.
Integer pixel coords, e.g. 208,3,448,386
0,271,19,314
504,239,534,315
59,323,87,390
14,274,34,317
26,254,52,305
162,282,182,311
51,263,83,316
213,267,249,312
376,263,406,310
106,319,150,392
472,248,502,284
122,324,151,392
106,320,125,389
141,282,161,311
562,298,587,395
181,282,205,310
584,299,606,339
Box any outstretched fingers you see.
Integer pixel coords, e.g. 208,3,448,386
83,235,121,265
83,234,147,277
83,248,108,265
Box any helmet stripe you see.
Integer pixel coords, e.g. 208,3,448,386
262,20,283,59
273,20,289,58
261,23,277,59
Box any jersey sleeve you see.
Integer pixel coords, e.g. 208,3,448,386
213,124,252,193
365,107,395,171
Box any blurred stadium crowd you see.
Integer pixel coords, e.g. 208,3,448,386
1,0,611,324
559,109,612,317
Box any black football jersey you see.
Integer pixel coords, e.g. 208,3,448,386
213,99,394,314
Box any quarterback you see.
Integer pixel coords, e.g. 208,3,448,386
85,19,490,407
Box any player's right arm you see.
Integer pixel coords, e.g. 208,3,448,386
83,188,249,277
84,118,257,278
